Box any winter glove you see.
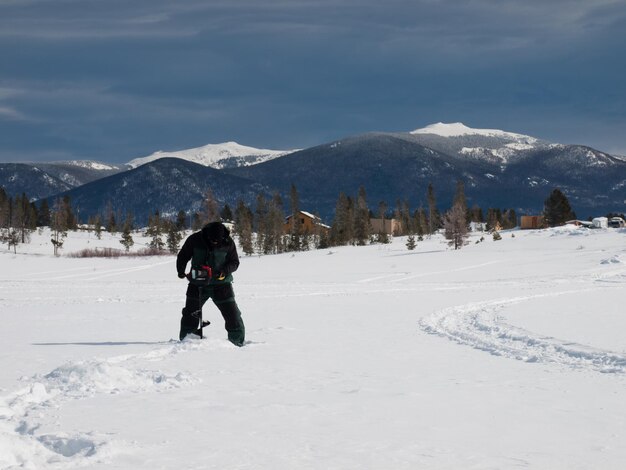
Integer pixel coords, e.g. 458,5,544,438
178,272,187,279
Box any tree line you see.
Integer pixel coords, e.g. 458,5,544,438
0,183,590,256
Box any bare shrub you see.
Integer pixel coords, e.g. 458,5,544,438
67,247,169,258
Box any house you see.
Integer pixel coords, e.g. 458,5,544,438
284,210,330,235
370,218,402,236
520,215,545,229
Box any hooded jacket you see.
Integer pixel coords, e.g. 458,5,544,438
176,222,240,286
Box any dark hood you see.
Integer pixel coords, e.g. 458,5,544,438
201,222,230,246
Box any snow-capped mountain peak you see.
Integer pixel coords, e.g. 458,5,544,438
411,122,538,144
127,141,297,169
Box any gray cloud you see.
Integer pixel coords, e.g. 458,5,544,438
1,0,625,161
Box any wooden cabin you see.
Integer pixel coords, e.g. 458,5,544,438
284,211,330,235
520,215,545,230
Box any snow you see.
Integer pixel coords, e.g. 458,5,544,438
127,141,297,169
1,226,626,469
411,122,539,144
65,161,119,171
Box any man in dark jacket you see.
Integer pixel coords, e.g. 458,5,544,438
176,221,245,346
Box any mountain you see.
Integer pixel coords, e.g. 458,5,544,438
6,122,624,223
225,125,626,219
36,161,125,186
0,163,73,200
127,141,297,169
46,158,270,224
0,160,125,199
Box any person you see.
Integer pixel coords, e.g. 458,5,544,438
176,221,245,346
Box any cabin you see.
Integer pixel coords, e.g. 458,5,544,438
520,215,545,230
370,218,402,236
284,210,330,235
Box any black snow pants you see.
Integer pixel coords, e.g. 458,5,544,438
180,283,245,346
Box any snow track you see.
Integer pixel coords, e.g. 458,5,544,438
0,337,233,469
420,289,626,374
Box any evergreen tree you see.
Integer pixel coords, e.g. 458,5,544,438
146,211,165,251
427,183,439,235
375,201,389,244
191,212,203,231
175,210,187,231
203,188,220,224
166,220,183,254
221,204,234,223
353,186,371,245
234,200,254,255
330,192,353,246
288,183,302,251
0,188,9,245
119,212,135,252
105,201,117,233
37,199,51,227
13,193,36,243
416,206,428,241
50,198,69,256
93,214,103,239
444,182,469,250
266,192,285,254
255,193,268,254
406,234,417,251
443,203,469,250
543,188,575,227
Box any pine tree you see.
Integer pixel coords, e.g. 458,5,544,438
406,234,417,250
427,183,439,235
166,220,183,254
235,200,254,256
330,192,353,246
443,203,469,250
202,188,220,224
375,201,389,244
266,192,285,254
105,201,117,233
120,213,135,252
353,186,371,245
37,199,51,227
146,211,165,251
443,182,469,250
416,206,427,241
288,184,302,251
0,188,9,246
221,204,234,223
255,193,268,254
50,198,69,256
175,210,187,231
543,188,575,227
93,214,103,239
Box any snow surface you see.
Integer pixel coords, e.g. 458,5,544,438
411,122,539,144
1,226,626,469
127,142,297,169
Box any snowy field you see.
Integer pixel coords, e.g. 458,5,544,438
1,226,625,469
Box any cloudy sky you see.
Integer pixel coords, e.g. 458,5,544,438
1,0,625,163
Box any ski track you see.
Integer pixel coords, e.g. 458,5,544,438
420,287,626,374
0,336,239,469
